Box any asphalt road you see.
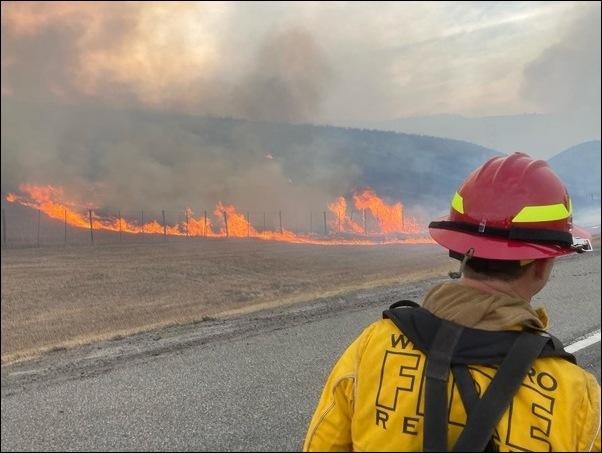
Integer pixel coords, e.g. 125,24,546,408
1,251,600,451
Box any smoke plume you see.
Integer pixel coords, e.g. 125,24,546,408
1,2,340,212
521,4,601,125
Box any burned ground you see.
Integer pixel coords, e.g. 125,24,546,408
1,239,449,364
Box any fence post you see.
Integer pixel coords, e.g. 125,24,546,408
363,209,367,235
88,209,94,244
400,206,404,231
1,208,5,247
223,211,229,237
323,211,327,235
279,211,283,234
162,210,167,241
37,209,41,248
185,209,189,237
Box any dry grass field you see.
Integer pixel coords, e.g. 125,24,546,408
1,238,449,364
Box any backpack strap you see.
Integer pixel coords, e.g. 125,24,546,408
383,301,574,452
451,332,548,452
388,299,421,309
451,365,479,417
424,321,464,452
383,302,575,365
451,365,498,452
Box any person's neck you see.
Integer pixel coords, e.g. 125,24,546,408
459,277,532,302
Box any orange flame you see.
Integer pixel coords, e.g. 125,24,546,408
7,184,91,228
214,202,256,237
326,189,421,234
184,208,214,237
5,184,433,245
327,197,364,234
353,188,421,234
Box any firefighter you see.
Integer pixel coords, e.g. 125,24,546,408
303,152,600,452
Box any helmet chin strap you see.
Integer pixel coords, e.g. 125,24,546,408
449,248,475,279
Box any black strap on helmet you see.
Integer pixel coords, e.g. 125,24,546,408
429,220,574,247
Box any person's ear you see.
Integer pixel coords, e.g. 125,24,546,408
533,258,554,280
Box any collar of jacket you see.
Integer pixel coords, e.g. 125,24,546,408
421,282,548,331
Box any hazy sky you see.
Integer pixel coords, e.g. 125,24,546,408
2,1,600,124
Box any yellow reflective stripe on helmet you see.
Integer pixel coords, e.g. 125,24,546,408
451,192,464,214
512,203,571,223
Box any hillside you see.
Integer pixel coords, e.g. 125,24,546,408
360,113,600,159
548,140,601,199
548,140,601,225
1,99,499,216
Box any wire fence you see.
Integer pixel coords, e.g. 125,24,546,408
0,203,425,249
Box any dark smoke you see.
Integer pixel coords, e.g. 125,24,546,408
0,3,141,107
521,4,601,124
1,4,333,122
1,3,341,212
233,28,333,123
0,100,359,213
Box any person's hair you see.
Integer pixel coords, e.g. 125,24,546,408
463,257,532,282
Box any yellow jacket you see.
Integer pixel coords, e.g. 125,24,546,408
303,283,601,452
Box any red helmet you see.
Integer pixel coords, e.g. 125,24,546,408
429,152,591,260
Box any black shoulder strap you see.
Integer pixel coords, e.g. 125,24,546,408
451,366,499,452
383,302,575,364
383,302,574,452
451,333,548,452
388,299,421,309
424,321,464,452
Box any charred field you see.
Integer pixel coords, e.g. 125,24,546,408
1,238,449,364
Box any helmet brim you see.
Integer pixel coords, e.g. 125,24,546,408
429,217,578,260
